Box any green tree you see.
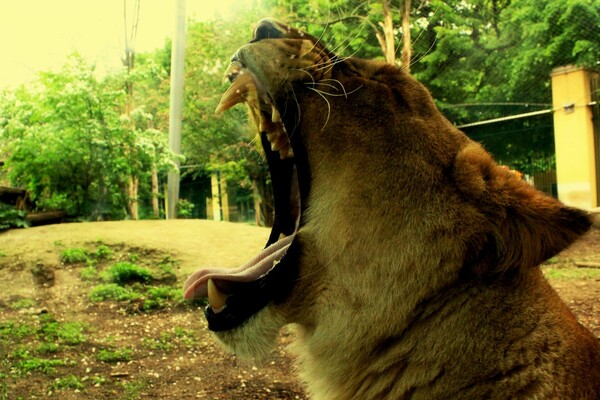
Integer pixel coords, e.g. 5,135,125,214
0,54,175,219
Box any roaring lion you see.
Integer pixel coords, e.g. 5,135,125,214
184,19,600,399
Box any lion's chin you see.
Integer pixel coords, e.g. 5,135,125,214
214,306,288,360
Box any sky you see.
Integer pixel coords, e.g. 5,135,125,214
0,0,248,89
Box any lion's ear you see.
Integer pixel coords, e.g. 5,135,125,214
453,142,592,276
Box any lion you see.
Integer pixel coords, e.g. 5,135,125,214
184,19,600,399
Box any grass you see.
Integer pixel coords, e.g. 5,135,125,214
1,242,198,397
80,265,98,281
120,380,147,400
8,298,35,310
38,315,88,345
89,284,141,302
50,375,84,391
97,348,132,363
101,262,153,284
60,248,89,264
544,267,600,280
16,358,68,375
142,327,198,352
0,321,35,341
143,286,182,310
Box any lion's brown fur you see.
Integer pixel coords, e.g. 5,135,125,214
213,20,600,399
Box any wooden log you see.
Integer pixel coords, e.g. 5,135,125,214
25,210,66,225
0,186,26,196
574,261,600,269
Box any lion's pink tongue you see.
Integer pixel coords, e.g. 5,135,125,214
182,234,295,300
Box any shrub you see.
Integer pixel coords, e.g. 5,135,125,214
142,286,180,310
0,203,28,231
60,248,89,264
97,348,132,363
89,284,140,302
101,262,152,285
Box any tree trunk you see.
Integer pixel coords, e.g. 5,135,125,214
381,0,396,64
127,175,139,220
151,161,159,218
400,0,412,72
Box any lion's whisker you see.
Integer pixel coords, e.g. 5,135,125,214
295,243,345,282
306,86,331,131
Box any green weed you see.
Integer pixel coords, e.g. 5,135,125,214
142,332,175,352
50,375,84,390
101,262,152,285
143,286,181,310
0,322,35,341
9,298,35,310
60,248,89,264
94,245,113,260
120,380,146,400
89,284,141,302
544,267,600,280
16,358,67,374
38,315,87,345
37,342,59,354
97,348,132,363
80,265,98,281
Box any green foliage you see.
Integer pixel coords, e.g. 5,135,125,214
142,333,175,352
16,358,67,374
37,342,59,354
544,267,600,280
97,348,132,363
0,54,176,220
8,298,35,310
80,266,98,281
0,322,35,341
94,245,113,260
176,198,194,218
101,262,153,285
142,286,181,310
38,315,88,345
0,204,28,231
51,375,84,391
60,248,89,264
89,284,141,302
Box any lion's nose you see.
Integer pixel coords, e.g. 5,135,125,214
251,19,285,42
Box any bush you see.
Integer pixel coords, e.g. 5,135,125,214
101,262,153,285
143,286,181,310
97,348,132,363
0,203,28,231
60,248,89,264
89,284,140,302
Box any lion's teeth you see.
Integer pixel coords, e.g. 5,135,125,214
271,107,281,123
207,279,227,313
279,145,294,159
270,134,288,152
215,63,259,114
259,117,277,134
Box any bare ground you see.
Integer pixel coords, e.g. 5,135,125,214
0,220,598,399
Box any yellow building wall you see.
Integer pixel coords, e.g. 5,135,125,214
551,65,598,209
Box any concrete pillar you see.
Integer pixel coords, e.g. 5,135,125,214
210,172,230,221
210,173,222,221
551,65,598,209
220,176,230,222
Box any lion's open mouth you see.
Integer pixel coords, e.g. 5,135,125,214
182,59,305,332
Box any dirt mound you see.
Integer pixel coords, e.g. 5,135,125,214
0,221,598,399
